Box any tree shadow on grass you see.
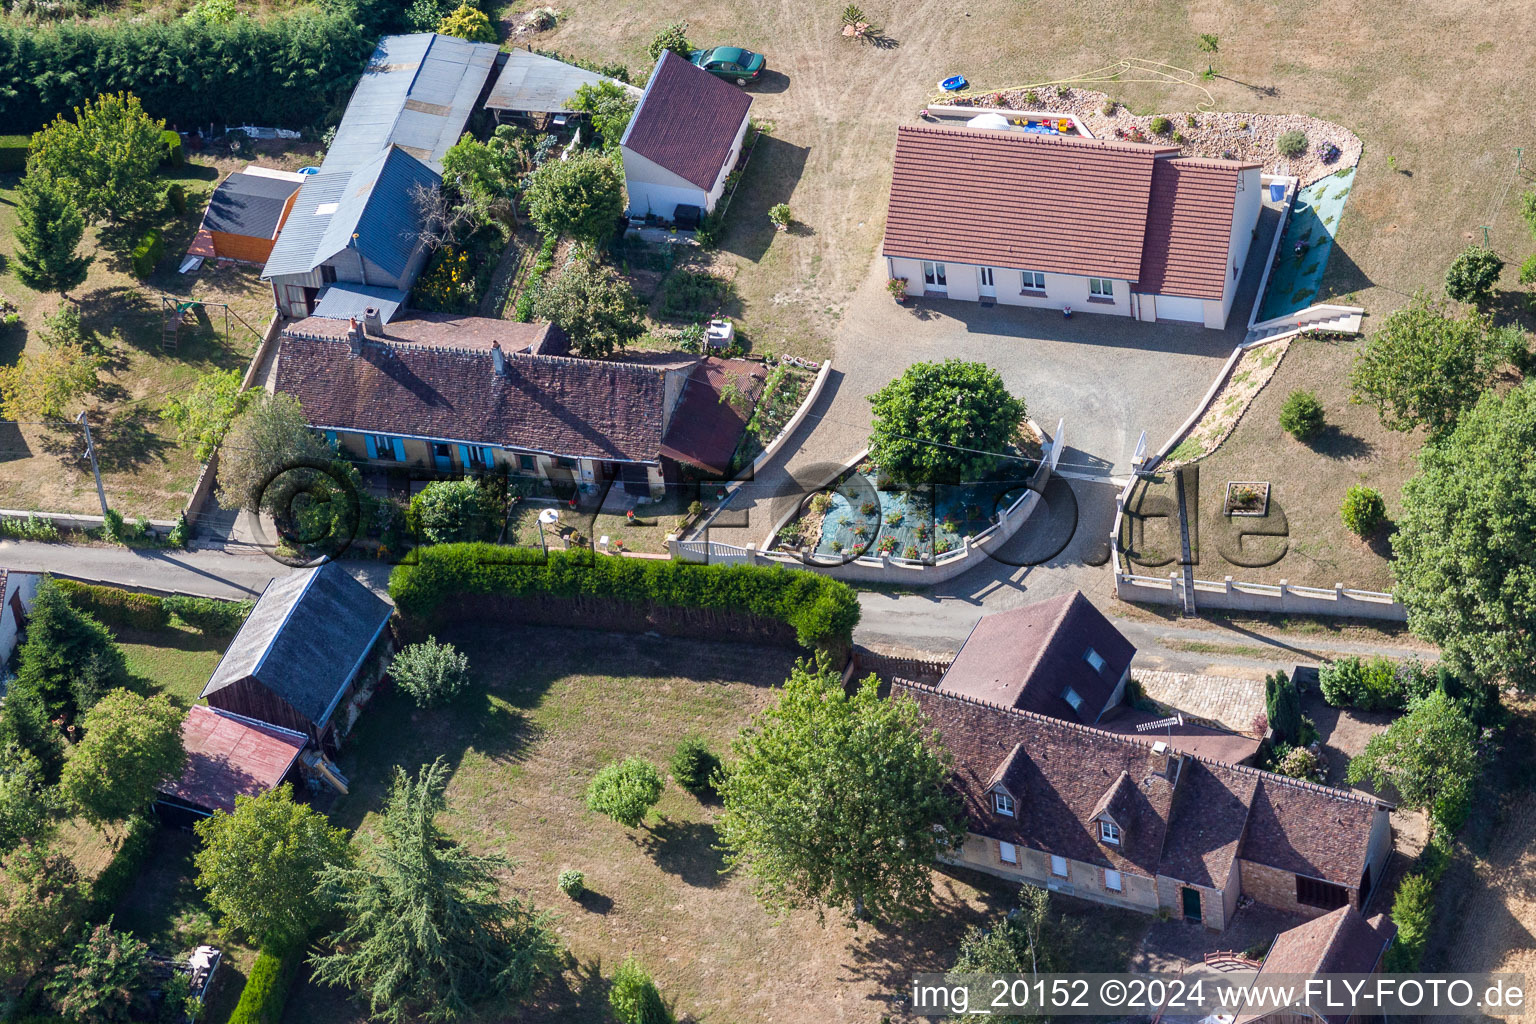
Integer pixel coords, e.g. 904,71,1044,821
92,405,172,472
1310,423,1375,460
521,955,611,1024
632,819,730,889
0,421,30,463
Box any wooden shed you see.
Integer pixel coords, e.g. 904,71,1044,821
199,563,392,752
189,167,306,265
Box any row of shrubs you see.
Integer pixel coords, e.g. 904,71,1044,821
227,946,301,1024
52,578,253,634
130,229,164,280
388,544,860,653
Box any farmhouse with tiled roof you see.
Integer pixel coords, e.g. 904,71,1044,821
882,124,1262,328
274,314,762,497
898,678,1392,930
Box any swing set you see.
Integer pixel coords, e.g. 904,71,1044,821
160,296,264,353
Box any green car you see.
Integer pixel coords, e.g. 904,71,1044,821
688,46,766,86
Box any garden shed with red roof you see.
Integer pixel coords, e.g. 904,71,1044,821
156,705,308,827
619,50,753,223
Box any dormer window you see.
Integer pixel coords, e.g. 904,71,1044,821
1100,820,1121,846
1062,686,1084,712
1084,648,1106,673
993,791,1015,817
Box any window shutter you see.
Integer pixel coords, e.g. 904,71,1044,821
391,438,407,461
457,444,471,466
364,435,378,458
482,447,495,466
324,430,338,446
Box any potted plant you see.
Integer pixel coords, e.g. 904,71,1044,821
887,277,909,304
768,203,792,231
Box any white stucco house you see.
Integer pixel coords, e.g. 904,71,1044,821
882,124,1263,329
0,569,40,670
619,51,752,223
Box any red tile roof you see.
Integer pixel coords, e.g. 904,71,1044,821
274,330,675,464
882,126,1258,296
896,681,1387,891
1236,907,1397,1024
622,51,752,190
882,125,1176,281
160,705,307,814
940,591,1134,723
1138,158,1259,301
658,358,766,475
285,313,568,354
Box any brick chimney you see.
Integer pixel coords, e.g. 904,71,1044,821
491,340,506,376
347,317,364,356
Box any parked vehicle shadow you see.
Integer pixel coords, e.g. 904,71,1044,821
749,69,790,94
717,134,810,265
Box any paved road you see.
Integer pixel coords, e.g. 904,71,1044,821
2,536,1429,678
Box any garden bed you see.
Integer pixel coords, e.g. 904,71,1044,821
939,84,1361,187
726,360,818,472
1164,341,1289,466
1224,480,1270,516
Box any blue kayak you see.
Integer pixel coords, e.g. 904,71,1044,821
940,75,967,91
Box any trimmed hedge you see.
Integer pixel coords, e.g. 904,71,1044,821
0,134,28,172
390,544,860,653
162,593,253,634
228,947,300,1024
131,228,164,280
0,13,375,133
53,578,171,631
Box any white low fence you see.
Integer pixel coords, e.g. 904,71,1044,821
1116,569,1406,621
675,420,1065,585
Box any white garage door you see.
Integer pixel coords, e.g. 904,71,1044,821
1157,294,1205,323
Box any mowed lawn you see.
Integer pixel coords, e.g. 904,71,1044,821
282,626,1070,1024
531,0,1536,360
117,621,229,705
1120,336,1427,591
0,143,315,519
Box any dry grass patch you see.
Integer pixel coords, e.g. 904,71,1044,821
0,147,302,518
287,626,1026,1024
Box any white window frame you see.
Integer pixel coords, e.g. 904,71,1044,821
992,791,1015,817
979,266,995,287
999,841,1018,865
1085,648,1106,673
1105,869,1123,892
467,446,487,467
372,435,398,461
1089,277,1114,298
1062,686,1084,712
1100,820,1121,846
1050,855,1068,878
922,261,947,287
1021,270,1046,291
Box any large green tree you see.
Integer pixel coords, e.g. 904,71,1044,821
1349,293,1519,436
45,918,151,1024
440,127,526,231
14,579,129,724
716,656,966,923
194,785,352,948
867,359,1027,484
13,175,92,295
27,92,166,224
522,151,626,246
532,258,644,358
571,80,638,149
214,391,335,514
0,746,55,854
0,842,88,995
1346,690,1479,840
163,368,249,462
311,758,558,1023
1394,381,1536,689
60,690,185,826
0,342,104,421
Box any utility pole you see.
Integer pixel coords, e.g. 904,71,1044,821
77,411,108,518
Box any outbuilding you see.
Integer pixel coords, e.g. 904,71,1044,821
619,50,752,223
188,167,306,266
155,705,308,827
